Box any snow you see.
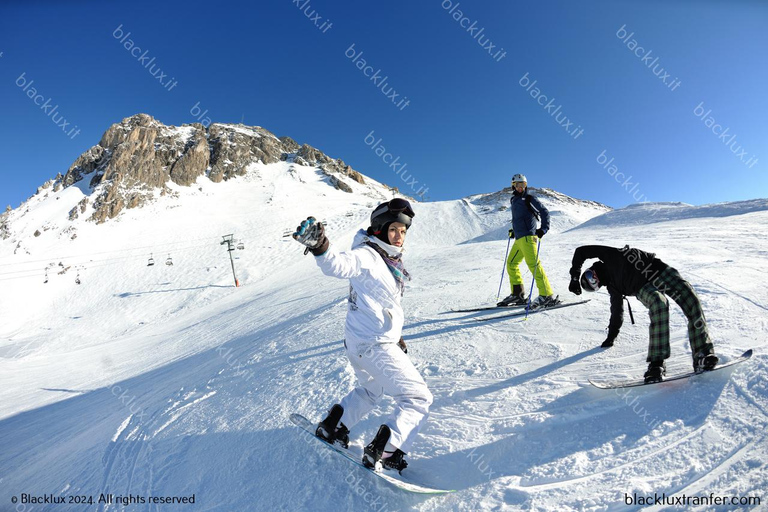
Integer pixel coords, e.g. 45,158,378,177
0,163,765,511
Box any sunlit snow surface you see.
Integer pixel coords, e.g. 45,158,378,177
1,163,766,511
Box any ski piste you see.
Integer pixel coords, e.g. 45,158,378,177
288,413,454,494
473,299,591,322
589,349,753,389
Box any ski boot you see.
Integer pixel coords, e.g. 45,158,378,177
315,404,350,449
693,352,719,374
644,360,666,384
497,285,527,307
530,294,559,309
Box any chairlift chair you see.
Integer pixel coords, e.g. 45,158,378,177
44,269,49,284
75,270,81,285
237,242,245,250
166,254,173,266
147,253,155,267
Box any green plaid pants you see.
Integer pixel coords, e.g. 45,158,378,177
636,267,714,362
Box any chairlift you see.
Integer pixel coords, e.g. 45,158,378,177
237,242,245,250
165,254,173,266
147,253,155,267
44,269,49,284
75,270,81,285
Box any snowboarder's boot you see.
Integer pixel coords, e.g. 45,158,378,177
497,285,527,306
381,448,408,474
315,404,350,449
693,352,719,373
644,360,666,384
362,424,391,470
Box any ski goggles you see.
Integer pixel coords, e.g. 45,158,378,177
581,269,600,291
374,198,415,219
512,181,527,187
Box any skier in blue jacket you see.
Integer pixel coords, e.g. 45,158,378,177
498,174,557,307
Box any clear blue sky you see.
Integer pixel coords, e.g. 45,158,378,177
1,0,766,209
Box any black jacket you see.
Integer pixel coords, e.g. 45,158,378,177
570,245,669,341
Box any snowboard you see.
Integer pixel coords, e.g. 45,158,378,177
474,299,591,322
288,413,454,494
589,349,753,389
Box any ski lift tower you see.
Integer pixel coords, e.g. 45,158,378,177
221,234,240,287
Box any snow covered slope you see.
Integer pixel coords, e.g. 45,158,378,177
0,165,765,512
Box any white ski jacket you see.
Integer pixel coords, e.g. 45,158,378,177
315,230,405,346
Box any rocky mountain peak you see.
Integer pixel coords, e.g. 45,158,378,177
61,114,367,223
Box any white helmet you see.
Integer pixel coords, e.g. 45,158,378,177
511,173,527,185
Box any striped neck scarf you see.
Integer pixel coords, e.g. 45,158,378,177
365,241,411,296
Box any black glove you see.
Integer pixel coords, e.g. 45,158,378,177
508,228,514,239
397,337,408,354
535,228,545,238
292,217,329,256
568,277,582,295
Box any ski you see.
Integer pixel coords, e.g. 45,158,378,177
474,299,591,322
288,413,454,494
589,349,753,389
447,303,529,314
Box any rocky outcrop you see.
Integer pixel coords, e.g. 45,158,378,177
60,114,370,223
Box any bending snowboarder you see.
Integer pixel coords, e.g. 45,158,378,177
498,174,557,307
292,198,432,473
568,244,718,383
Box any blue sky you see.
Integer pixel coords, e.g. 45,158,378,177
1,0,766,210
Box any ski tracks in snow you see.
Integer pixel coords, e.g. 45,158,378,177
98,384,218,512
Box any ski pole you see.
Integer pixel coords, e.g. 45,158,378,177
525,237,542,320
496,234,512,301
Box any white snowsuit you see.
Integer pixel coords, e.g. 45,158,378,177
315,230,432,453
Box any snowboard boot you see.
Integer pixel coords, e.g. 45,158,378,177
497,285,527,306
362,424,391,471
315,404,350,449
644,360,666,384
381,448,408,474
693,352,719,374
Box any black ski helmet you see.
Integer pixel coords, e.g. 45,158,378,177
368,198,415,237
580,263,604,292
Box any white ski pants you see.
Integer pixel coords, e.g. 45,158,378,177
339,342,432,454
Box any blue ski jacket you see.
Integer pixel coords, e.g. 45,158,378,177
511,189,549,239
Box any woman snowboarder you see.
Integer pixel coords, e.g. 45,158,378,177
292,198,432,473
